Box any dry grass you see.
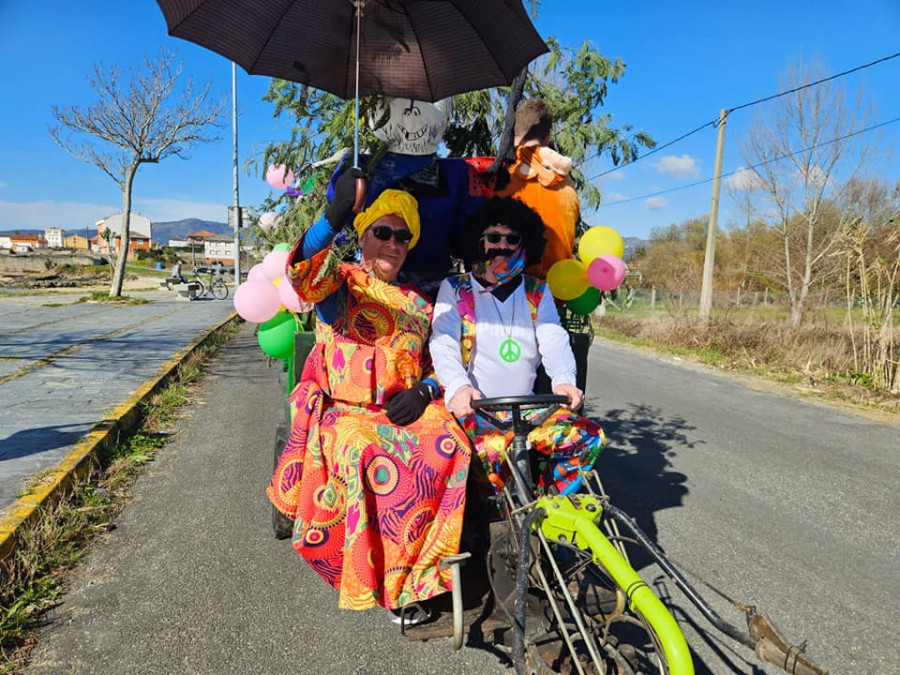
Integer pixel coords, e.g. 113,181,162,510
595,310,900,418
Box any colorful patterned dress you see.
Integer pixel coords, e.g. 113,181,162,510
267,247,471,611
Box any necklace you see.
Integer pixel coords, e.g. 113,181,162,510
490,294,521,363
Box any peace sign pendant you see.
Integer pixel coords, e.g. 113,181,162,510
499,337,521,363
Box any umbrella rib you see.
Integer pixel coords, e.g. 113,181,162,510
247,0,301,75
451,2,513,82
401,3,436,102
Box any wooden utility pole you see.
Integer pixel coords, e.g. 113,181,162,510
699,108,728,323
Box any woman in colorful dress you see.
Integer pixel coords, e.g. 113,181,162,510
267,189,471,622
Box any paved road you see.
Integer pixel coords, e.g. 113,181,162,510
22,331,899,674
580,340,898,675
25,326,507,675
0,289,234,509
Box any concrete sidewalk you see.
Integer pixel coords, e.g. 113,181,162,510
0,288,236,549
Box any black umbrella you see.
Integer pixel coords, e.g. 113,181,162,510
155,0,548,103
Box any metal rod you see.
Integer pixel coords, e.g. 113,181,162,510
604,503,754,650
353,1,362,168
231,61,241,287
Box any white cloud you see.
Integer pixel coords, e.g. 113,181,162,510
645,197,668,210
606,192,629,202
0,196,227,231
726,166,765,191
0,199,119,231
653,154,700,179
596,170,626,183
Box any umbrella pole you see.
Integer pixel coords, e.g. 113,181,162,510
353,1,362,169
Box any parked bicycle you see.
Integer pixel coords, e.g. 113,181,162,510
191,267,229,300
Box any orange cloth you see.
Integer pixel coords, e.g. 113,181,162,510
496,145,580,278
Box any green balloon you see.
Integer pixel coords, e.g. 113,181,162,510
566,286,601,315
272,242,291,252
257,311,296,360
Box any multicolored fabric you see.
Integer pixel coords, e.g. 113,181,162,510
268,247,471,610
460,409,605,497
444,273,545,369
472,247,526,291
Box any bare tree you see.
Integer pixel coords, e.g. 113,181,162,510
739,60,870,326
50,50,226,297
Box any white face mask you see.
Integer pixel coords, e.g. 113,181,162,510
371,98,452,155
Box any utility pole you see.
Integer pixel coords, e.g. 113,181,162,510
699,108,728,323
232,62,242,287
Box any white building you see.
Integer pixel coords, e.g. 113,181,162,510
204,235,235,263
44,227,64,248
95,212,152,260
0,236,11,250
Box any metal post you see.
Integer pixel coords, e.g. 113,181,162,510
699,108,728,323
232,62,241,287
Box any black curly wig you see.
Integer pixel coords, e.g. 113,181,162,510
464,196,547,267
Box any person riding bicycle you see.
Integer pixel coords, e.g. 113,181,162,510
267,189,470,624
429,197,604,498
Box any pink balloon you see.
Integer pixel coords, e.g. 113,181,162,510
232,279,281,323
247,264,269,282
258,211,278,229
265,164,295,190
277,275,303,312
261,250,290,281
588,255,627,291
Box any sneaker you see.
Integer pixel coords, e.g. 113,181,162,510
386,605,432,627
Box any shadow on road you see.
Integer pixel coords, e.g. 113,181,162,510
584,401,701,571
0,423,93,461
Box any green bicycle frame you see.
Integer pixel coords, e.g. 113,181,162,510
535,493,695,675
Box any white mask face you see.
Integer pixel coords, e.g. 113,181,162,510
371,98,452,155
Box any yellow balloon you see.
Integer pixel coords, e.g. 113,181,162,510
578,226,624,262
546,259,590,300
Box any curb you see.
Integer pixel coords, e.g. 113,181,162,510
0,313,242,563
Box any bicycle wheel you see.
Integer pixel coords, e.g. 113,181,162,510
212,279,228,300
193,278,206,297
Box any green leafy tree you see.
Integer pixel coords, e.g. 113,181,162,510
248,28,655,248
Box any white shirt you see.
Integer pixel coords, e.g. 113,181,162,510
430,275,577,403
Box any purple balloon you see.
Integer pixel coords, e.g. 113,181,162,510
588,255,627,291
232,279,281,323
277,275,303,313
261,250,290,281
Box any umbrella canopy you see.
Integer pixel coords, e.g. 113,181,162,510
156,0,548,102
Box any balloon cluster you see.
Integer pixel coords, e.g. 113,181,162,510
546,226,627,315
233,242,310,360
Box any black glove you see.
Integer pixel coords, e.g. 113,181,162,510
325,166,367,228
386,382,433,426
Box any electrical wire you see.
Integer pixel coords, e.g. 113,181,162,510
580,51,900,184
593,116,900,209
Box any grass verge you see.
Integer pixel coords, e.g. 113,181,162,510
75,291,151,305
594,311,900,420
0,319,241,674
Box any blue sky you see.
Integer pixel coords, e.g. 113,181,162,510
1,1,898,240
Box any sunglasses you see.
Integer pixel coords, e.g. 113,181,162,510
369,225,413,245
482,232,522,246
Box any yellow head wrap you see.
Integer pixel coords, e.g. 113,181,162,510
353,189,420,249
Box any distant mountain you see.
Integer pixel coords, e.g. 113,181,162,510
622,236,650,260
151,218,229,243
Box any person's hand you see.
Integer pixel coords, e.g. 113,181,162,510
325,167,367,228
386,382,432,426
553,383,583,411
448,385,482,418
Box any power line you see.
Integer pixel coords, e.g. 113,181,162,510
584,119,717,181
593,116,900,209
727,51,900,114
581,50,900,184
